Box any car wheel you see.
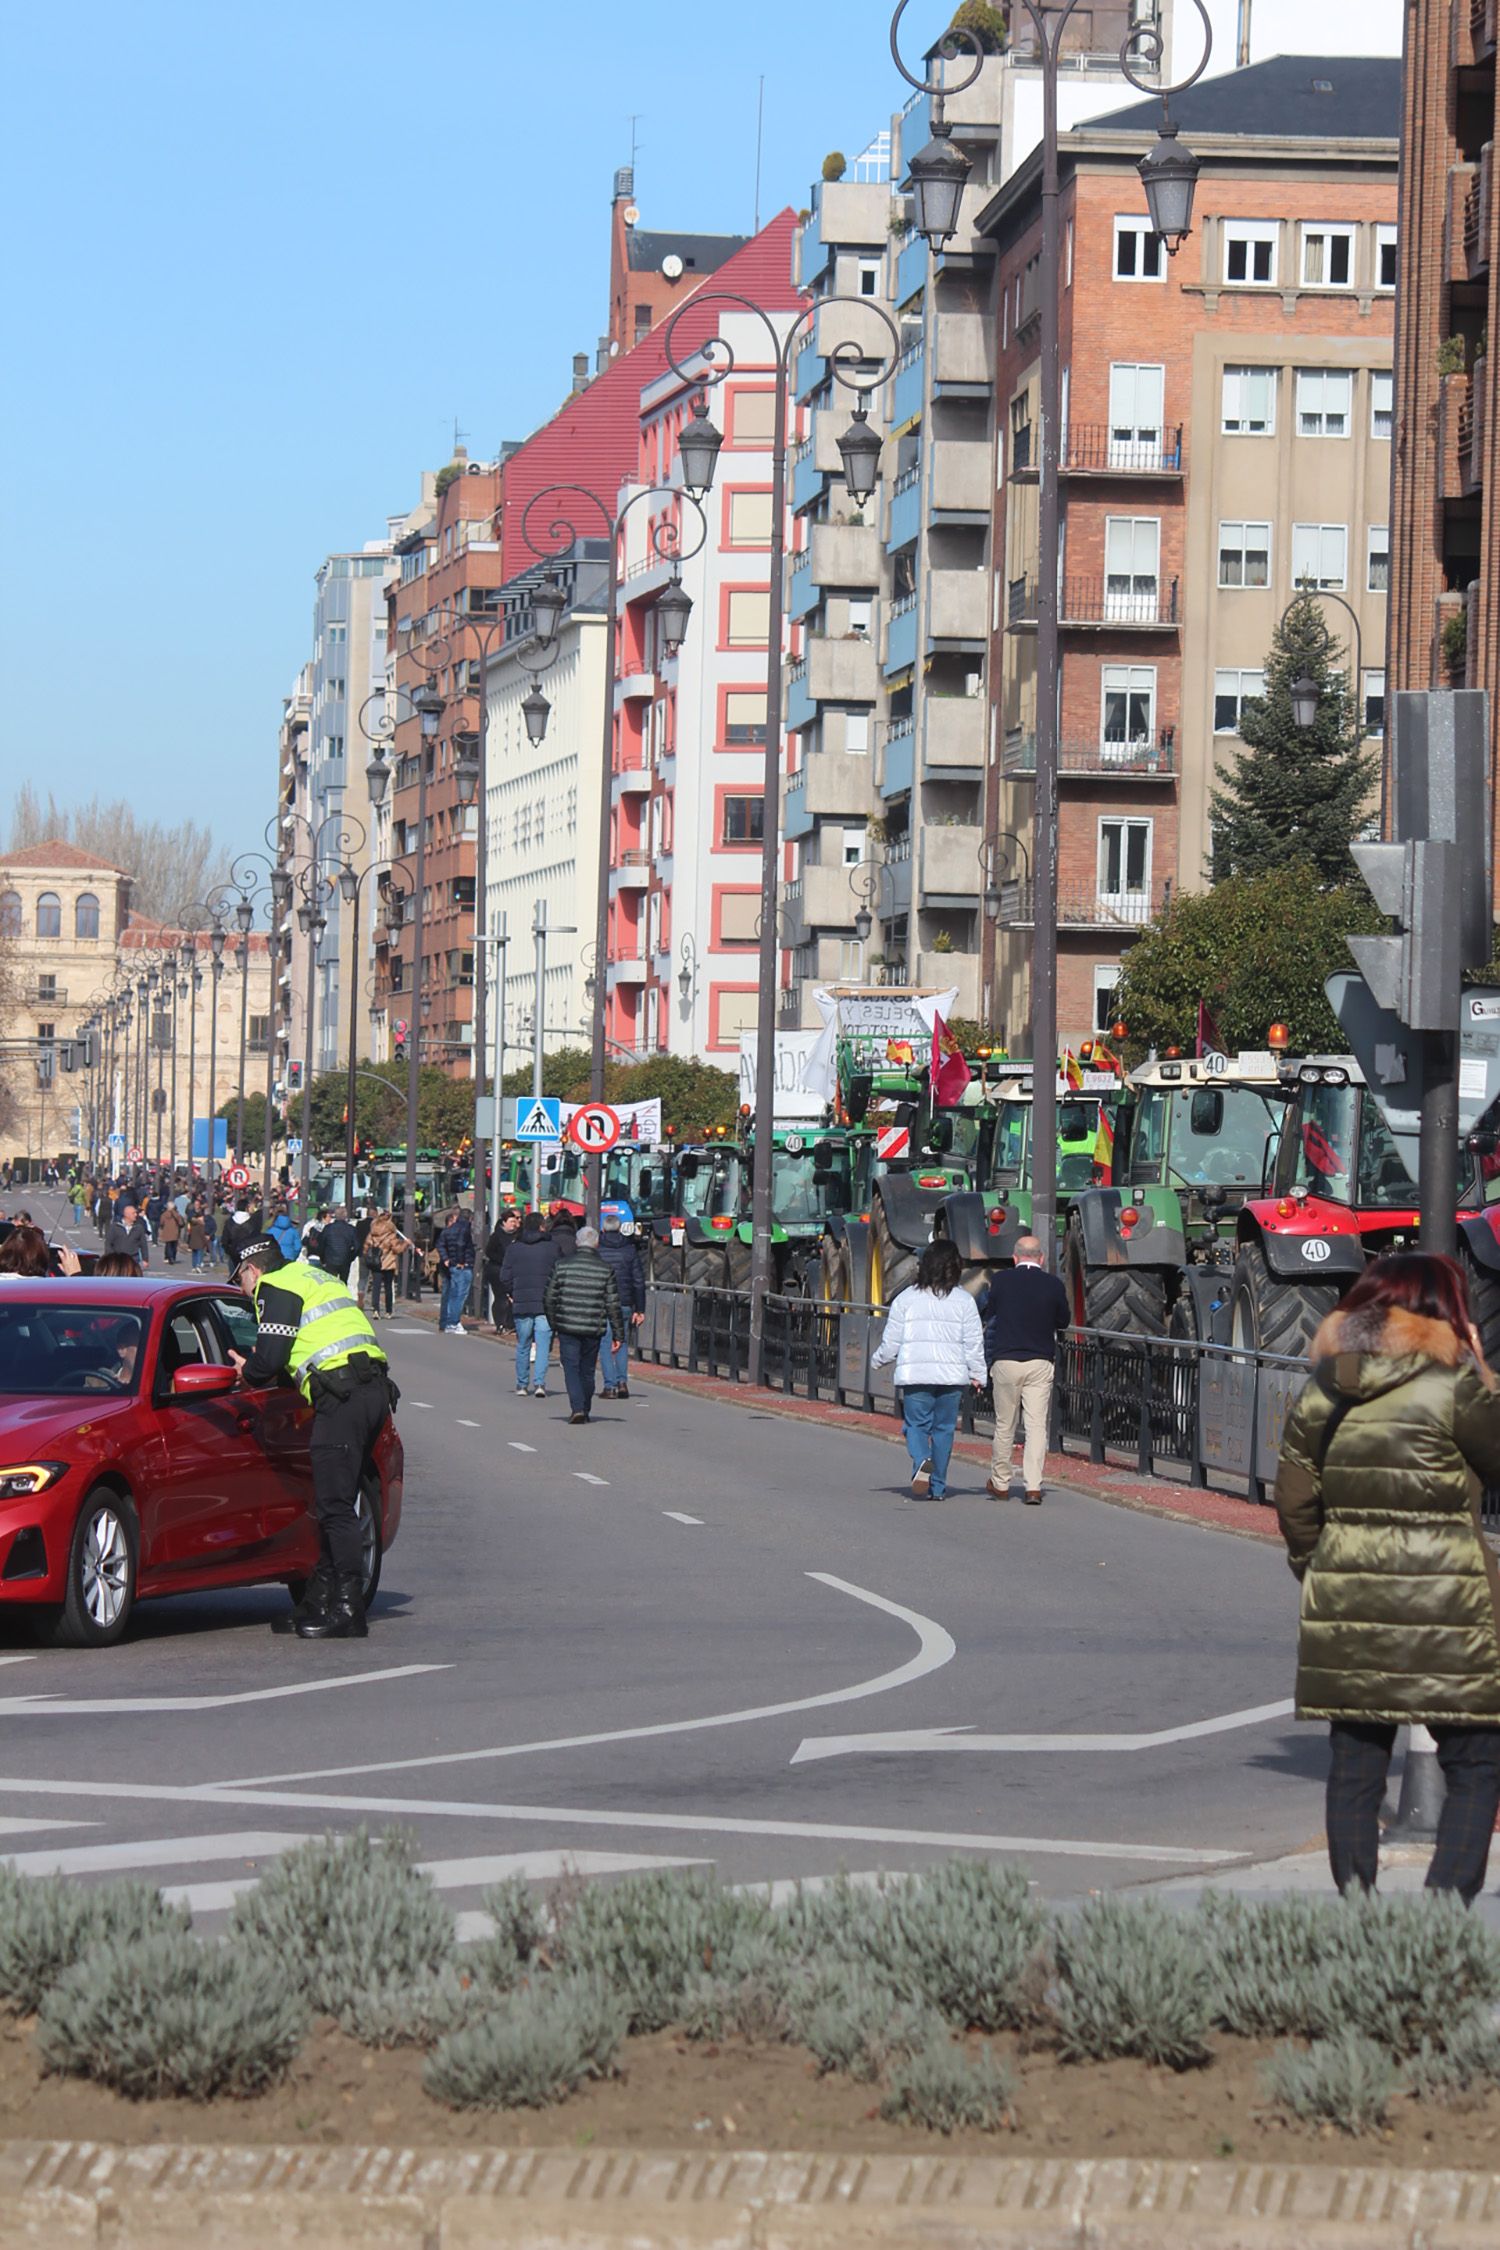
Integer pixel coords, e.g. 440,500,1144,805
53,1489,138,1648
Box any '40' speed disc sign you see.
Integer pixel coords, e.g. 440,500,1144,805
566,1103,621,1155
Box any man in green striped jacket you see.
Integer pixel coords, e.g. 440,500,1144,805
543,1225,624,1425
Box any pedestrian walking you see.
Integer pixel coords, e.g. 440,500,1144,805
485,1209,521,1334
318,1207,359,1285
157,1202,183,1267
501,1211,559,1395
187,1207,208,1270
360,1209,410,1319
104,1200,151,1271
870,1240,987,1501
436,1204,476,1335
596,1212,646,1398
979,1233,1070,1503
1274,1252,1500,1903
543,1224,624,1425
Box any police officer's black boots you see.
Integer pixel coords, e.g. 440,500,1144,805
295,1572,368,1639
290,1562,338,1631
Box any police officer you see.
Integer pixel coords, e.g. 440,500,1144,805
227,1234,395,1640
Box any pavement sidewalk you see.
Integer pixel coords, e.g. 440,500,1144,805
4,2142,1498,2247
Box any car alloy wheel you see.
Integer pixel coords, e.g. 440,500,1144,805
55,1491,138,1647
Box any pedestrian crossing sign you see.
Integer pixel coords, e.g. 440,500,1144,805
513,1095,562,1142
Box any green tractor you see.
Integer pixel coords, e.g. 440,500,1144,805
1059,1051,1290,1337
678,1127,864,1293
931,1059,1125,1294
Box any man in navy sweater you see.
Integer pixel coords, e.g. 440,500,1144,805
978,1235,1070,1504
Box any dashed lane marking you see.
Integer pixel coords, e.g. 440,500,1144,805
508,1441,537,1453
663,1511,703,1525
457,1418,481,1427
574,1473,608,1487
409,1400,434,1410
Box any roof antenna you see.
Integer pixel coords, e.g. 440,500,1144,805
1236,0,1252,69
629,112,642,187
753,75,765,233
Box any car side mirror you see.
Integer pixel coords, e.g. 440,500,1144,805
172,1362,238,1397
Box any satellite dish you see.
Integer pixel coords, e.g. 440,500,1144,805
622,204,639,226
661,252,684,280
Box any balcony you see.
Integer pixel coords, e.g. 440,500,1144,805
1463,363,1488,491
784,860,863,937
609,930,649,986
799,177,893,279
1003,881,1164,932
922,694,984,774
617,671,653,701
928,440,992,516
886,465,922,554
881,718,915,801
892,345,926,431
807,631,880,704
919,823,984,904
1003,732,1178,781
808,517,880,589
786,746,876,825
894,228,928,306
1468,0,1497,67
914,948,979,1014
23,985,67,1006
932,312,993,391
1007,577,1181,631
613,850,651,890
885,592,919,676
789,551,818,622
883,834,914,916
926,568,987,644
790,436,824,514
1464,151,1491,280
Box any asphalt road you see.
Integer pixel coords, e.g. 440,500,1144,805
0,1189,1322,1918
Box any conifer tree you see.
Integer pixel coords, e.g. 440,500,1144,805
1209,592,1379,885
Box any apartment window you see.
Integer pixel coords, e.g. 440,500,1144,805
724,688,767,743
857,256,881,298
1221,365,1276,435
1218,520,1271,589
1376,224,1398,290
1098,818,1152,904
721,794,764,846
0,891,20,935
74,892,100,939
1010,393,1033,473
1363,669,1387,736
730,390,776,444
1107,363,1164,462
1224,220,1278,286
717,891,760,946
1371,368,1394,439
327,622,346,643
725,589,770,647
847,596,872,636
1103,516,1160,619
713,988,760,1044
840,825,866,868
36,973,57,1002
1214,668,1266,734
1093,965,1121,1036
1113,216,1164,280
844,711,871,753
1291,522,1348,590
1300,223,1354,288
36,1022,54,1044
1101,664,1156,749
1296,369,1352,437
1367,525,1390,592
35,892,61,939
727,489,773,546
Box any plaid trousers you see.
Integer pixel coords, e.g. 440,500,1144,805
1326,1720,1500,1903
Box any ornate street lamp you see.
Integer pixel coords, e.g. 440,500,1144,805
676,395,724,502
836,403,883,504
654,578,693,658
521,687,552,747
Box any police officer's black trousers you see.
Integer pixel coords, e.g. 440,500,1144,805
309,1376,390,1578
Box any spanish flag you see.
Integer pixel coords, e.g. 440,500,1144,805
1063,1048,1084,1090
1093,1107,1116,1182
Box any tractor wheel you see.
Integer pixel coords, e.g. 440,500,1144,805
726,1236,754,1292
820,1233,852,1308
1227,1242,1338,1359
1062,1215,1169,1336
684,1243,728,1290
1458,1241,1500,1366
646,1236,683,1286
1167,1282,1203,1343
869,1190,921,1309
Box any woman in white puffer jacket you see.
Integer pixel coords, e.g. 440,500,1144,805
870,1239,987,1500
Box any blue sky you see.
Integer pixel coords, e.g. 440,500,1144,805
1,2,1399,851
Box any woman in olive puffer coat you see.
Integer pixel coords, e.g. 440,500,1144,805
1275,1251,1500,1902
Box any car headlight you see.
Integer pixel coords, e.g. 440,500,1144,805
0,1464,68,1501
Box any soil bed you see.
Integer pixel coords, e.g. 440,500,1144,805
2,2016,1499,2167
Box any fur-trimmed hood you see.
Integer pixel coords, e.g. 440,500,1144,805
1310,1301,1480,1399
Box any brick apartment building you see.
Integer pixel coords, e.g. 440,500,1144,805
1389,0,1500,839
980,55,1399,1045
606,165,747,356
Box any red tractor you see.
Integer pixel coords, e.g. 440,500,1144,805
1227,1056,1500,1356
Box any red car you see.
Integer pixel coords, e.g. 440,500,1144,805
0,1276,402,1646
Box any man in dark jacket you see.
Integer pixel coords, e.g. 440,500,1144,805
978,1234,1070,1504
105,1200,151,1270
544,1226,624,1424
500,1211,560,1395
319,1209,359,1284
485,1209,522,1333
436,1205,476,1335
596,1213,647,1399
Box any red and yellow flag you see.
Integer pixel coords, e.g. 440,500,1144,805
1063,1048,1084,1090
1093,1107,1116,1183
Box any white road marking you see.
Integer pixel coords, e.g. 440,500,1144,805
0,1655,37,1669
0,1662,449,1718
0,1818,95,1838
0,1773,1242,1867
457,1418,481,1428
2,1831,312,1878
574,1473,609,1487
663,1511,703,1525
409,1400,434,1410
387,1327,428,1336
508,1441,536,1453
790,1698,1298,1765
220,1569,955,1787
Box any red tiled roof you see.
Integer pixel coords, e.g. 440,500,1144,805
0,839,131,875
500,210,804,581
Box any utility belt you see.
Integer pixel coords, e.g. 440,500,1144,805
309,1352,394,1408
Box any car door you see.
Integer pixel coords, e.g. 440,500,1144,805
209,1293,315,1555
149,1300,266,1567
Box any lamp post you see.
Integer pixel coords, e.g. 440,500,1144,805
975,0,1211,1266
472,908,511,1237
849,859,901,980
657,266,901,1388
1282,586,1366,742
366,677,443,1284
518,488,709,1225
335,856,410,1211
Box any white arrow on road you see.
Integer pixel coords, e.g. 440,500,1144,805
0,1662,450,1718
790,1697,1295,1764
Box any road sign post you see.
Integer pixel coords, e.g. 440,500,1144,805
513,1097,563,1143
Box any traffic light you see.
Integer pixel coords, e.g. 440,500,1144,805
289,1060,302,1090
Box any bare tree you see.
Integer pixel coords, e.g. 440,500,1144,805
7,785,229,921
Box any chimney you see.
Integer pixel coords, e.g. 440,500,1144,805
596,335,611,374
571,352,589,395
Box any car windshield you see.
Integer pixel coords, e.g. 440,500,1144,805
1132,1086,1278,1188
681,1154,742,1218
990,1102,1029,1182
0,1302,147,1396
926,1109,986,1167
